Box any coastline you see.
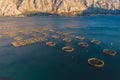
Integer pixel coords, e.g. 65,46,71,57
0,13,120,18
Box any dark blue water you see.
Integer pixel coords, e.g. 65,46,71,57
0,16,120,80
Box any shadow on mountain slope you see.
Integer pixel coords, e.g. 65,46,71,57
81,7,120,16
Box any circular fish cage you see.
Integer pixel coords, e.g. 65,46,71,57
56,32,62,35
63,38,71,42
103,49,116,56
42,27,49,31
75,36,85,40
32,29,40,33
42,33,48,36
91,39,100,45
46,42,56,47
51,35,59,39
78,42,89,48
19,30,28,35
4,32,17,37
62,46,74,53
31,34,38,38
63,33,70,37
88,58,104,68
49,29,55,32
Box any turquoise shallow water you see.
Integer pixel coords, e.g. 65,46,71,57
0,16,120,80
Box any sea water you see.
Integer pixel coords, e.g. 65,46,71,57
0,16,120,80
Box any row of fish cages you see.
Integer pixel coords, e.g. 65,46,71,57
12,37,47,47
0,27,116,68
0,27,55,38
10,30,116,57
3,28,117,68
44,36,116,68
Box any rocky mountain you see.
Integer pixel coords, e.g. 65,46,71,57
0,0,120,16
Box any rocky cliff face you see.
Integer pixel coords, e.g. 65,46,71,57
0,0,120,16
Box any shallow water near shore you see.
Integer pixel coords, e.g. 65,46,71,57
0,16,120,80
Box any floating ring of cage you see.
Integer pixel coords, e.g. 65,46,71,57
14,37,22,41
56,32,62,35
18,30,23,33
19,41,26,46
0,35,2,38
91,39,100,45
103,49,116,56
8,34,16,37
12,41,26,47
46,42,56,47
75,36,85,40
18,30,28,34
3,32,10,36
88,58,104,68
49,29,55,32
78,42,89,48
4,32,16,37
62,46,74,53
20,31,28,35
63,38,71,42
42,33,48,36
63,33,70,36
32,29,40,33
32,34,38,37
42,38,48,42
42,27,49,31
51,35,59,39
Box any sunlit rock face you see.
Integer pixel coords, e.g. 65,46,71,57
0,0,21,16
0,0,120,16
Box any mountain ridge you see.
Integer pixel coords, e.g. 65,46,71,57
0,0,120,17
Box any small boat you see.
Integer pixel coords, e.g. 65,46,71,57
51,35,59,39
46,42,56,47
103,49,116,56
91,39,100,45
63,38,71,42
78,42,89,48
88,58,104,68
56,32,62,35
62,46,74,53
75,36,85,40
